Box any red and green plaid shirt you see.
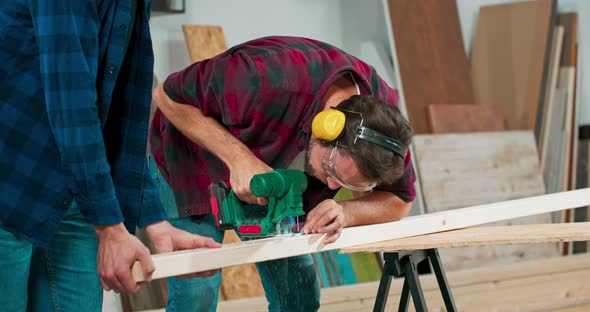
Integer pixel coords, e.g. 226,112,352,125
150,36,415,217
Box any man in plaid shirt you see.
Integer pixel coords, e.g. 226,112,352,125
0,1,220,310
151,36,416,311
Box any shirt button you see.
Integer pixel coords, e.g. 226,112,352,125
184,208,189,214
107,65,115,75
120,23,127,30
297,145,304,151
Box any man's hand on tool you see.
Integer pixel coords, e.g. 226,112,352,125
301,199,346,244
95,223,153,293
228,154,273,205
144,221,221,278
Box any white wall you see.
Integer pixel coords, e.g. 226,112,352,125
457,0,590,124
149,0,344,82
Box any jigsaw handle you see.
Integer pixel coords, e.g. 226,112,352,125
250,169,307,197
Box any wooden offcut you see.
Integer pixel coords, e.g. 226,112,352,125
427,104,505,133
132,188,590,281
470,0,554,131
387,0,474,134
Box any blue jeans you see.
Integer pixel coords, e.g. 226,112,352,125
0,202,102,312
149,155,320,312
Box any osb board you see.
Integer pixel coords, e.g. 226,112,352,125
470,0,554,131
414,131,557,270
182,25,227,63
427,104,505,133
387,0,474,134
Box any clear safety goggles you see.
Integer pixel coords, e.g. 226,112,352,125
321,145,377,192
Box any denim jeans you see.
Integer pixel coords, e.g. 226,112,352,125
0,202,103,312
149,155,321,312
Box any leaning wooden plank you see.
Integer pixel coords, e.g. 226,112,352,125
539,26,565,168
340,222,590,253
386,0,474,134
470,0,554,131
132,188,590,281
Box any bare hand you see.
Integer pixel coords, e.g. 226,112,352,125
301,199,345,244
144,221,221,278
228,155,273,205
95,223,153,293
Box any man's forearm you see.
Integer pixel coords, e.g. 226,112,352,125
153,84,253,169
341,191,412,227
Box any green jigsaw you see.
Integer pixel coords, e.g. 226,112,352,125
208,169,307,238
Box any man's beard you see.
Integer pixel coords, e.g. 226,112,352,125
304,139,319,178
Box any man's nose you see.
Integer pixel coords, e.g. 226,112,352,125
326,177,341,190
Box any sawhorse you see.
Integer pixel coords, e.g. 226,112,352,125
373,249,457,312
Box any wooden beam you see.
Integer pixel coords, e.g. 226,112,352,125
132,188,590,281
340,222,590,253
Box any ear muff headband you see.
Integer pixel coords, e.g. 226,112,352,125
311,109,407,158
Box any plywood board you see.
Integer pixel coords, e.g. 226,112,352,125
427,104,505,133
181,25,227,63
470,0,554,131
341,222,590,253
415,131,545,211
414,131,557,269
132,188,590,281
387,0,474,134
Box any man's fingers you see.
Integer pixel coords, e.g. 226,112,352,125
323,228,342,244
100,278,111,291
317,212,343,234
193,236,221,249
116,265,141,293
137,247,155,282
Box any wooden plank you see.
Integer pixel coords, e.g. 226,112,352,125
539,26,565,167
427,104,505,133
556,13,578,67
544,88,568,195
181,25,227,63
132,188,590,281
470,0,554,131
340,222,590,253
387,0,473,134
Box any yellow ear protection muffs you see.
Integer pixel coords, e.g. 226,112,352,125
311,108,407,158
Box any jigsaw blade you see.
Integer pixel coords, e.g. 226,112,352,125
274,216,302,236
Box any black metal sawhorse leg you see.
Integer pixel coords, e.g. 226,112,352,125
373,248,457,312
